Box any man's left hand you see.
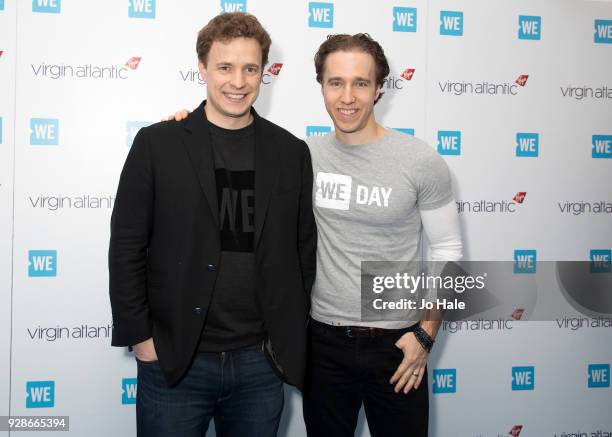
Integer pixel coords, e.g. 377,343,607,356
389,331,428,394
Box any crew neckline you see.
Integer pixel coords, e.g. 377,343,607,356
208,119,255,138
329,128,393,149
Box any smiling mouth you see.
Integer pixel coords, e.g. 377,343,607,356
224,92,248,102
337,108,358,117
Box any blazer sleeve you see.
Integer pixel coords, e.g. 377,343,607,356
298,141,317,296
108,128,154,347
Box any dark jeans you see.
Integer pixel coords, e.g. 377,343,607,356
136,343,284,437
303,319,428,437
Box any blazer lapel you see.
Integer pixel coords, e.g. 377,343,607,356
253,109,279,250
181,101,219,228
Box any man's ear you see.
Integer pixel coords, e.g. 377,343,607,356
198,61,207,81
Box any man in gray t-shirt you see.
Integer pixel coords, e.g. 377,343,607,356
302,34,462,437
308,129,453,329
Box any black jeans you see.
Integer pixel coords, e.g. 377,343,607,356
303,319,428,437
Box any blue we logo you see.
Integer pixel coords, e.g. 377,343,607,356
128,0,155,19
594,20,612,44
432,369,456,394
308,2,333,28
393,7,417,32
221,0,246,13
32,0,61,14
514,250,536,274
518,15,541,40
588,364,610,388
306,125,331,137
592,135,612,158
516,132,538,157
512,366,534,390
28,250,57,277
26,381,55,408
437,131,461,156
122,378,138,404
440,11,463,36
30,118,59,146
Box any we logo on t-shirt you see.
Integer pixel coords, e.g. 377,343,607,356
315,172,392,210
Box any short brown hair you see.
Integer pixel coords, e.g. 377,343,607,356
314,33,390,103
196,13,271,67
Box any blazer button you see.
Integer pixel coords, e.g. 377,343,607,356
207,264,216,272
193,307,203,315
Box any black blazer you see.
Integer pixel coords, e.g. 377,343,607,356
109,101,316,389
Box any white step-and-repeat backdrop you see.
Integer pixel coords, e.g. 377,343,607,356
1,0,611,436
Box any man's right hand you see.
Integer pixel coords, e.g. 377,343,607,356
165,109,190,122
133,337,158,362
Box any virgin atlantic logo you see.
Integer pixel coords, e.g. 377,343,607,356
515,75,529,87
125,57,142,70
267,63,283,76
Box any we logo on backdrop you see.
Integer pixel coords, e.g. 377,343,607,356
306,126,331,137
308,2,333,28
511,366,535,391
26,381,55,408
514,250,536,274
122,378,138,404
592,135,612,158
440,10,463,36
221,0,246,13
32,0,61,14
516,132,539,157
30,118,58,146
594,19,612,44
432,369,456,394
437,130,461,156
518,15,541,40
587,364,610,388
28,250,57,277
128,0,155,19
393,7,417,32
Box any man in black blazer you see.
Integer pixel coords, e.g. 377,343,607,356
109,12,316,437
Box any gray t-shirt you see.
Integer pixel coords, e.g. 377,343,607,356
306,129,453,328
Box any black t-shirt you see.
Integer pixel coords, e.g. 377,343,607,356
198,120,265,352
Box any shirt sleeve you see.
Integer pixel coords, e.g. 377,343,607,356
416,152,454,211
420,200,463,262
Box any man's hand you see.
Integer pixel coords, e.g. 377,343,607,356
164,109,190,122
389,331,428,394
133,337,158,362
